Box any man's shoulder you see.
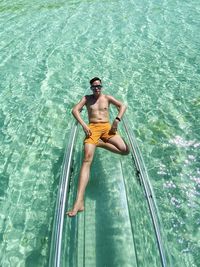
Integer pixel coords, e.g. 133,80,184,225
83,94,93,103
104,94,111,98
84,94,93,99
101,94,112,101
104,94,114,100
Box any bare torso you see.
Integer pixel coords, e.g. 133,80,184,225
85,94,110,123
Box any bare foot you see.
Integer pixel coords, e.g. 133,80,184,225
66,200,84,217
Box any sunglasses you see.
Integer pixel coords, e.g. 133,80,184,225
91,85,102,90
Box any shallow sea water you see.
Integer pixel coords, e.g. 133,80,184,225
0,0,200,266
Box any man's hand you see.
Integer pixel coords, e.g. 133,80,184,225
110,119,119,134
82,125,92,137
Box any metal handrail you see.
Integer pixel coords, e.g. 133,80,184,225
49,120,79,267
122,116,168,267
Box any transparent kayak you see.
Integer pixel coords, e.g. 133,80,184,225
49,117,171,267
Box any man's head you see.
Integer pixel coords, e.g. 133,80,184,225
90,77,102,97
90,77,101,85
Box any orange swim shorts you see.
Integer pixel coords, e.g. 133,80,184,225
84,122,117,145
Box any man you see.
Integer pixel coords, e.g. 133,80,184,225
66,77,129,217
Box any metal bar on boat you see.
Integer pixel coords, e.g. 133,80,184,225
122,116,168,267
49,121,79,267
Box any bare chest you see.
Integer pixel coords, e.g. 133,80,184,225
86,96,109,112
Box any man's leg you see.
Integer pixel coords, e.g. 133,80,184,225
97,135,130,155
66,143,96,217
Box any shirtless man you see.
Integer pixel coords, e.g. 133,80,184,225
66,77,129,217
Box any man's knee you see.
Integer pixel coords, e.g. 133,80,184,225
83,152,94,163
121,149,130,155
121,145,130,155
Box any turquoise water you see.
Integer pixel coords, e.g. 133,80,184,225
0,0,200,266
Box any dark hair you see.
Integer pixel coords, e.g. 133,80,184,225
90,77,101,85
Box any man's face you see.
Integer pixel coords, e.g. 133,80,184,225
91,80,102,97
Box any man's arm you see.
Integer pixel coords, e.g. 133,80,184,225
107,95,127,133
72,96,92,137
